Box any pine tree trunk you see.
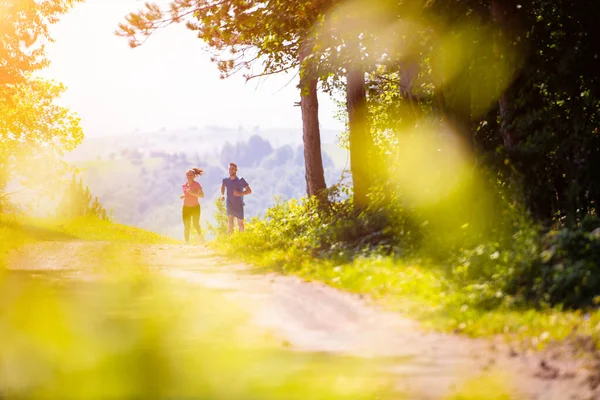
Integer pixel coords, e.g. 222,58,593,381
346,66,374,211
491,0,521,149
432,35,472,153
446,69,473,153
431,54,448,122
299,39,327,199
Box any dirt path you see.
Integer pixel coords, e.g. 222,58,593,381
7,241,600,399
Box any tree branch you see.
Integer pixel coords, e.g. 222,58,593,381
0,188,28,200
244,65,295,82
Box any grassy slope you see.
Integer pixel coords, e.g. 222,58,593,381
213,243,600,352
0,214,521,399
0,214,404,399
1,214,176,242
0,214,177,268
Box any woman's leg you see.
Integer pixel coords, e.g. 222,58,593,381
192,205,202,241
182,206,191,243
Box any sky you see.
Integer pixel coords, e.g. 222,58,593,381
40,0,345,138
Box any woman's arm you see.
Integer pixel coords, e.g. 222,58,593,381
186,186,204,198
185,183,204,198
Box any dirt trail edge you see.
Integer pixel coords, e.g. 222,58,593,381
8,242,600,400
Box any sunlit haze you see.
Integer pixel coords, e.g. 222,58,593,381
2,1,599,399
39,0,345,138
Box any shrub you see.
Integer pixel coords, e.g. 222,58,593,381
514,216,600,308
218,172,600,312
219,184,421,267
454,215,600,310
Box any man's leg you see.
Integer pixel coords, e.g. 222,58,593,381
228,214,235,235
237,218,244,233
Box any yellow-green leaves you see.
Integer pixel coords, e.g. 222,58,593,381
0,78,83,189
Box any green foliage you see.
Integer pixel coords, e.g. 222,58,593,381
213,195,600,347
445,374,514,400
0,274,388,399
449,215,600,310
513,216,600,309
0,218,392,399
1,1,83,200
0,214,174,247
221,184,420,268
206,197,229,238
119,0,600,234
56,175,109,220
1,0,81,84
212,168,600,351
118,0,327,80
122,0,600,348
0,78,84,199
496,0,600,226
71,133,343,239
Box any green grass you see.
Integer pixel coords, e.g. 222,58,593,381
445,373,514,400
0,265,394,399
0,213,397,399
212,241,600,352
0,213,524,399
0,214,176,245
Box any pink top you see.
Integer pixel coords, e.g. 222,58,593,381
182,181,202,207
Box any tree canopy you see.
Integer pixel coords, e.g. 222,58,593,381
0,0,83,207
119,0,600,228
117,0,333,80
1,0,79,84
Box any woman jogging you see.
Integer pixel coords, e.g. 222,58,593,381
180,167,204,244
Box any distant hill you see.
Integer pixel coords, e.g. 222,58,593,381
66,126,343,162
68,126,348,240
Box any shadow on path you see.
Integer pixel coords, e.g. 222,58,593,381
1,220,77,242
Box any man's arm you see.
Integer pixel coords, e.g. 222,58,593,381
234,185,252,197
220,183,225,201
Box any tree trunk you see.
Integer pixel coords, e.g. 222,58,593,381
432,37,472,153
490,0,527,208
346,66,374,211
497,94,514,148
431,52,448,122
299,39,327,199
491,0,522,149
434,86,447,119
446,68,473,153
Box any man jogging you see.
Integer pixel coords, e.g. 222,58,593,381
220,162,252,234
